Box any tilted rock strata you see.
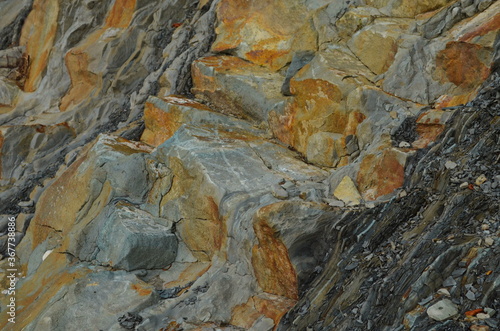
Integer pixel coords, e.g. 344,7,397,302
0,0,499,330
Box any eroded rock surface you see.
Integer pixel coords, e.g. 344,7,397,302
0,0,499,330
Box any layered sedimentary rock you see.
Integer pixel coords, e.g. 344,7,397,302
0,0,499,330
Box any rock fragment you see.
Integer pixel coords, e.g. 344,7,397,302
427,299,458,321
333,176,362,206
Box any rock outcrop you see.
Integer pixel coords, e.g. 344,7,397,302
0,0,499,330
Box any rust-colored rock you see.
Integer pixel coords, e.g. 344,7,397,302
141,96,212,147
212,0,316,70
436,41,491,89
357,149,406,200
252,207,298,300
271,78,344,154
19,0,59,92
59,51,100,111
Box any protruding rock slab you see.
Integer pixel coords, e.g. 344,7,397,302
357,149,408,200
75,204,178,271
141,95,262,147
427,299,459,321
212,0,317,70
191,55,286,123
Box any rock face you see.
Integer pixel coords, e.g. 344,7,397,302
0,0,499,330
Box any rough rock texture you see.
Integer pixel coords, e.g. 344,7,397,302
0,0,499,330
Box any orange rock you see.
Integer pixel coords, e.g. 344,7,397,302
59,51,100,111
413,124,444,149
105,0,137,28
131,283,153,296
465,308,484,317
191,55,284,122
271,78,344,154
19,0,60,92
357,149,406,200
60,0,137,111
434,94,474,109
176,195,226,261
458,11,500,45
141,96,216,147
436,41,491,89
141,100,183,147
162,263,211,289
230,294,296,329
252,207,298,300
212,0,315,70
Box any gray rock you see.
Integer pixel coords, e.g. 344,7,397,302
445,161,458,169
23,270,158,331
76,205,178,271
281,51,315,96
443,276,457,287
484,308,496,317
272,184,289,200
466,290,476,300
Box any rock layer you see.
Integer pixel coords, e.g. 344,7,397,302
0,0,499,330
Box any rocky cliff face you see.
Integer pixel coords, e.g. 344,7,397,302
0,0,499,330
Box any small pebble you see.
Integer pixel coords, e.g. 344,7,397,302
399,141,411,148
427,299,458,321
18,200,34,207
484,237,494,247
476,313,490,320
466,290,476,301
484,308,496,317
365,202,375,209
460,182,469,189
452,268,466,277
443,276,457,287
445,161,457,169
475,174,487,186
437,288,451,297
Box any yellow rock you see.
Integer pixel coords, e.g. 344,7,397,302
348,19,410,75
334,176,362,205
212,0,316,70
20,0,59,92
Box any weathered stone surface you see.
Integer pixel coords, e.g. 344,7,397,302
141,95,261,147
0,0,32,50
357,149,407,200
2,0,500,330
306,132,347,168
19,0,59,92
348,18,410,75
333,176,362,205
73,204,178,271
427,299,459,321
192,55,286,123
22,270,158,331
212,0,317,70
